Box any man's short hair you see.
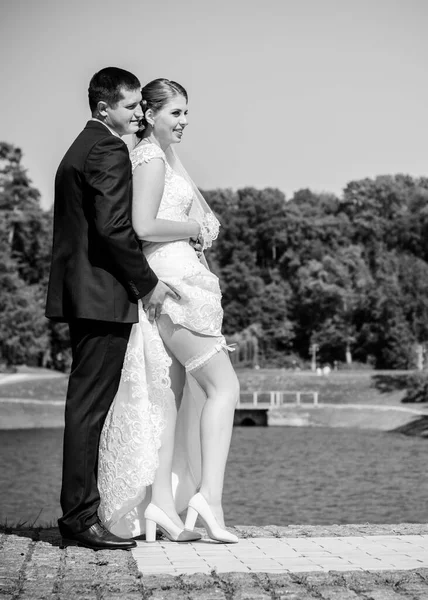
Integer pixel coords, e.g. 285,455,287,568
88,67,141,113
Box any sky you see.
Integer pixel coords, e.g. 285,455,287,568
0,0,427,209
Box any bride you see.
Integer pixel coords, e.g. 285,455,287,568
97,78,239,544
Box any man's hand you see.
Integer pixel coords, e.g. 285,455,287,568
189,238,203,257
142,281,180,323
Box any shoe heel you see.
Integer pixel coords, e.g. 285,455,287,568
185,506,198,531
145,519,157,543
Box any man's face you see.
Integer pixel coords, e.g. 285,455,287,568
103,88,143,136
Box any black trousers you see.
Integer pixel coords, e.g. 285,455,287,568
58,319,132,536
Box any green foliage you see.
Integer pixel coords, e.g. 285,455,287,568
402,372,428,403
205,175,428,368
2,140,428,372
0,142,51,367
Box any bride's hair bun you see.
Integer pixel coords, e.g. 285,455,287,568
136,79,188,138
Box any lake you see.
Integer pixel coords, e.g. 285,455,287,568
0,426,427,526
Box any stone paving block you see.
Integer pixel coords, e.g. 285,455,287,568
395,580,428,596
275,558,320,568
263,551,302,559
243,558,281,565
360,565,400,572
286,539,324,548
20,542,61,597
101,595,143,600
275,593,319,600
265,576,320,599
215,564,251,573
253,539,288,547
58,593,98,600
289,565,328,572
188,590,227,600
295,572,340,586
135,556,173,564
196,546,226,553
197,552,234,562
218,576,270,600
173,559,210,570
233,592,271,600
175,568,214,575
317,564,361,573
362,589,410,600
232,549,267,556
216,566,251,573
98,581,142,595
133,548,168,556
140,567,179,574
0,580,18,595
150,591,194,600
388,559,426,569
335,570,382,589
234,526,272,538
251,567,288,573
16,585,59,600
141,573,184,589
316,586,361,600
178,572,217,588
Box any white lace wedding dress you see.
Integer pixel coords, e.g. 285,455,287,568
97,142,226,538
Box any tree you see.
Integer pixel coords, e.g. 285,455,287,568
291,246,372,364
0,142,51,366
0,220,48,366
0,142,52,285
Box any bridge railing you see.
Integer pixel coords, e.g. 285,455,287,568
237,390,319,408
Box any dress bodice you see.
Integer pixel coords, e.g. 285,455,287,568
130,142,194,222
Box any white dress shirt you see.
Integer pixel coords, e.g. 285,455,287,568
90,118,120,138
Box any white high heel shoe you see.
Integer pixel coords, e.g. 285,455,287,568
144,504,202,543
185,493,238,544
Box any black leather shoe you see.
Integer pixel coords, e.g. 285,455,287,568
61,520,137,550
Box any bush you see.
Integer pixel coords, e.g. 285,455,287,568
402,372,428,403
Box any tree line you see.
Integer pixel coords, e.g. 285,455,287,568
1,140,428,371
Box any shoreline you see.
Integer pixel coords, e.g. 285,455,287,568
1,396,427,434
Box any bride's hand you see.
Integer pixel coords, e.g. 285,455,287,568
190,238,203,258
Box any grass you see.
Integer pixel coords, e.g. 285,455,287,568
236,368,415,406
0,510,57,533
0,376,68,401
0,368,417,406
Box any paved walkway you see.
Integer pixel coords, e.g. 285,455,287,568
2,526,428,599
132,534,428,575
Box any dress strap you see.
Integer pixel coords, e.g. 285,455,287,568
130,142,167,173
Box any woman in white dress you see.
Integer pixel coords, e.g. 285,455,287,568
98,79,239,544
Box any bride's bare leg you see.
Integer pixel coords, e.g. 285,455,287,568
156,315,239,528
150,350,186,528
190,352,239,527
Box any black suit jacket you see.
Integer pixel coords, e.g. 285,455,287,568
45,120,158,323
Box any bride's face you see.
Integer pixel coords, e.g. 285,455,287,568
152,94,188,148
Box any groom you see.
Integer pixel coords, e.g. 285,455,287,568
46,67,177,550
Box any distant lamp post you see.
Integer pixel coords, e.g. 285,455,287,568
310,343,319,372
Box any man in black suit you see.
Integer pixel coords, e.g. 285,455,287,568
46,67,178,550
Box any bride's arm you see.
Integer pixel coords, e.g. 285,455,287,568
132,158,200,242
